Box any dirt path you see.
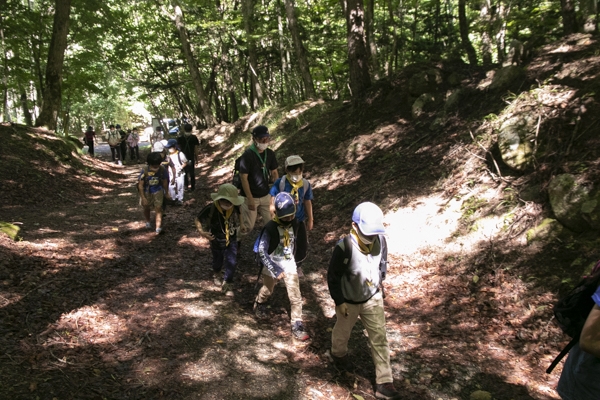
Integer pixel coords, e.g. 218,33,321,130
1,137,566,400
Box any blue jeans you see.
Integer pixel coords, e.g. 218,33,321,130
211,240,239,283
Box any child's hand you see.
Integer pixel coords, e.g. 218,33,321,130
276,271,285,280
141,197,148,206
200,231,215,241
306,219,314,230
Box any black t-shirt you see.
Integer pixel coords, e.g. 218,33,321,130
238,148,278,198
197,203,241,249
177,135,200,161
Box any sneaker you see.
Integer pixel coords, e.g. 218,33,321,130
155,228,163,235
222,282,234,297
291,321,309,341
213,273,222,286
254,302,268,319
117,160,122,166
375,383,402,400
297,266,304,278
145,222,152,229
175,200,183,206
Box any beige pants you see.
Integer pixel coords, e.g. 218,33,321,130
256,271,303,323
331,291,393,384
240,194,272,238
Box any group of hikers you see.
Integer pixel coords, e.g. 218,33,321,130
136,124,403,399
82,124,141,165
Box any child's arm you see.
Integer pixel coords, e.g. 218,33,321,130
304,199,313,230
195,217,215,241
138,179,148,205
162,178,172,199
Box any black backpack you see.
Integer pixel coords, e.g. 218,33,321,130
232,155,243,190
546,261,600,373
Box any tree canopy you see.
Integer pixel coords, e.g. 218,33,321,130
0,0,587,132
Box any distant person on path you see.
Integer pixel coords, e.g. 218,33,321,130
327,202,402,400
105,124,122,165
557,285,600,400
239,125,279,236
151,126,164,146
152,140,174,215
165,139,188,206
254,192,309,341
83,126,96,156
195,184,244,297
127,127,140,162
269,155,314,275
177,123,200,192
138,152,171,235
117,125,128,163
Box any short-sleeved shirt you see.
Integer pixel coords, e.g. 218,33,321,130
197,203,241,249
138,166,168,194
168,151,187,174
238,148,278,198
177,135,200,161
269,176,313,222
557,285,600,400
84,130,95,140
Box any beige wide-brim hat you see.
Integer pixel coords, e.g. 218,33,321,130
211,184,244,206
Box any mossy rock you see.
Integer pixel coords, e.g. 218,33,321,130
0,222,20,241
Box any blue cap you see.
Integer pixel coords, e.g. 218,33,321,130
352,202,385,235
274,192,296,218
165,139,178,148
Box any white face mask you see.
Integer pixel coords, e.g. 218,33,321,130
219,201,233,210
184,131,191,136
256,142,268,151
356,227,375,244
169,148,176,153
290,174,302,183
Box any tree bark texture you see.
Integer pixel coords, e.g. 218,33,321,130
243,0,263,109
365,0,380,80
560,0,578,35
458,0,478,66
344,0,371,99
172,4,215,127
284,0,316,98
35,0,71,130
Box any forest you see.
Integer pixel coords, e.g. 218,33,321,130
2,0,600,400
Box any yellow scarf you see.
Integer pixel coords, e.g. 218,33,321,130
350,227,373,254
215,202,234,245
286,175,304,203
273,216,292,248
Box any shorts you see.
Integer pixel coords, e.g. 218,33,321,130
140,190,164,210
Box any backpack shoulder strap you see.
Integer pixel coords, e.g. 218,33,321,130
279,175,287,192
342,235,353,265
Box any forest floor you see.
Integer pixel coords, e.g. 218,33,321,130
5,34,600,400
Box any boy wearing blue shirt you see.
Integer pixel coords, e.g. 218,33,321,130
270,155,314,272
138,152,171,234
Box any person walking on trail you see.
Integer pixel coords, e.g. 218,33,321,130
105,124,122,165
195,184,244,297
127,127,140,162
253,192,310,341
239,125,279,237
326,202,402,400
138,152,171,235
165,139,188,206
177,123,200,192
83,126,96,156
557,285,600,399
269,155,314,276
117,125,128,163
151,126,164,146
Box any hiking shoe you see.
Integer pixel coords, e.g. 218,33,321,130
291,321,309,341
222,282,234,297
213,273,222,286
155,228,163,235
375,383,402,399
327,350,351,370
254,302,268,319
145,222,152,229
297,266,304,278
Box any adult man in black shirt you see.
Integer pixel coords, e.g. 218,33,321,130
239,125,278,236
177,123,200,191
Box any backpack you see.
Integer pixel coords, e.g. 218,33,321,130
546,261,600,373
232,154,244,190
136,165,165,194
278,175,309,201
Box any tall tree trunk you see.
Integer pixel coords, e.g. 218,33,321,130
385,0,397,76
0,18,10,122
277,2,289,103
172,4,215,127
365,0,380,80
242,0,263,109
561,0,578,34
581,0,597,32
480,0,493,65
20,89,33,126
343,0,372,99
35,0,71,130
284,0,316,98
458,0,478,66
221,41,239,122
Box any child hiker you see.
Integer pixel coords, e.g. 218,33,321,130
253,192,309,341
195,184,244,297
269,155,314,276
165,139,187,206
138,152,171,235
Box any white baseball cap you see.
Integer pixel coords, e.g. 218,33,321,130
352,202,385,235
